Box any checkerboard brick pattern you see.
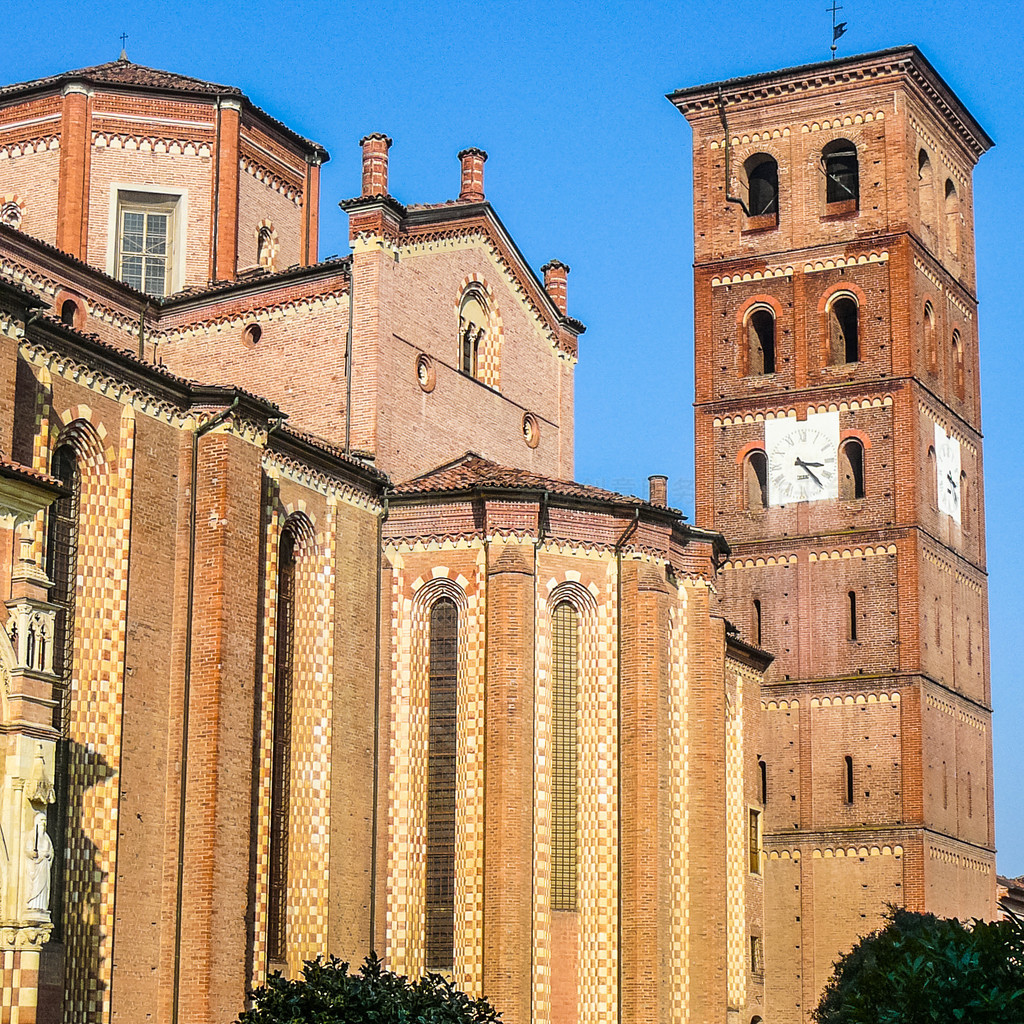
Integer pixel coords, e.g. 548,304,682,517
1,949,40,1024
52,409,132,1024
725,666,746,1009
384,553,484,991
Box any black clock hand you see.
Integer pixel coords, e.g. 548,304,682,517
794,457,823,486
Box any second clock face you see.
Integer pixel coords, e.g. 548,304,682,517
934,422,962,524
766,412,840,505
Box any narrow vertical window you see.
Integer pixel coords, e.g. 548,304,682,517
46,444,80,940
823,139,859,206
268,528,296,966
918,149,935,242
748,808,762,873
952,330,965,400
750,935,763,975
257,225,275,269
945,179,959,261
847,591,857,641
458,291,488,379
551,600,579,911
844,756,854,805
967,771,973,818
753,599,763,646
60,299,78,327
828,296,859,364
839,439,865,500
747,308,776,375
961,473,970,533
942,761,948,810
744,451,768,510
924,301,937,373
426,598,458,969
759,758,768,806
745,154,779,218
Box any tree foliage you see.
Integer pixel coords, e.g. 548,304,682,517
813,907,1024,1024
236,953,502,1024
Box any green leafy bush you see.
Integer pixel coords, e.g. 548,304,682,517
813,906,1024,1024
237,953,502,1024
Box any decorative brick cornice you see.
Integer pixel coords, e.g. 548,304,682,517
262,450,382,513
93,133,211,157
240,155,303,204
155,286,349,345
670,47,990,159
20,340,186,425
396,226,578,357
713,395,894,427
0,135,59,159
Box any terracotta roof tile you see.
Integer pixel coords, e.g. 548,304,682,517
0,455,63,491
393,453,656,507
0,58,328,159
276,425,388,482
0,57,237,99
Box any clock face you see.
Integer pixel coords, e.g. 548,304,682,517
934,422,961,523
765,412,840,505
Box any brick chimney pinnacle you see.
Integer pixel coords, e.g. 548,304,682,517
458,148,488,202
648,475,668,507
541,260,570,314
359,133,393,197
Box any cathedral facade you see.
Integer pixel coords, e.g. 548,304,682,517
0,45,993,1024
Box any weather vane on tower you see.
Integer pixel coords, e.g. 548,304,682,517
828,1,848,59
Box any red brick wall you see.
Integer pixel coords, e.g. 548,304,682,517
681,53,996,1023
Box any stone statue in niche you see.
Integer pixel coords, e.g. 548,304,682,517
24,812,53,914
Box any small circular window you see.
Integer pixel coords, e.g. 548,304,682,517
416,353,436,392
523,412,540,448
242,323,262,347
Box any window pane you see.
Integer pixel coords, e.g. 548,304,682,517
121,212,144,253
144,258,167,296
145,214,168,255
120,255,143,290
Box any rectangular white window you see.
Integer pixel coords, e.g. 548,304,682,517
111,190,182,297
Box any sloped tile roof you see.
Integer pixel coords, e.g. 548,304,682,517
0,58,328,159
393,453,651,506
0,57,238,98
0,455,63,490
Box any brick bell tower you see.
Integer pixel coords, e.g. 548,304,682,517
670,48,995,1022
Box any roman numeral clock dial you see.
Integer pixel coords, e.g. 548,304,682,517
765,412,841,505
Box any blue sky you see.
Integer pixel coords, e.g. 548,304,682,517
6,0,1023,873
